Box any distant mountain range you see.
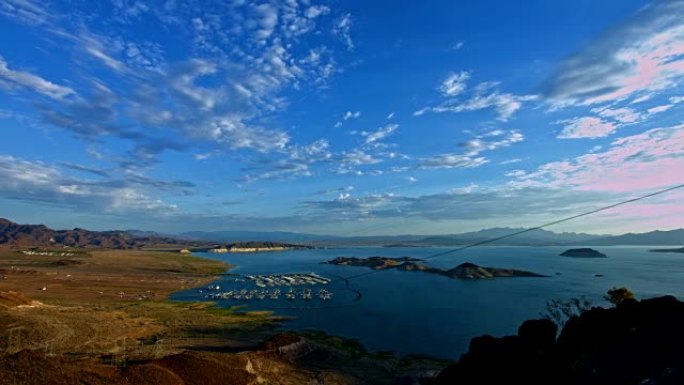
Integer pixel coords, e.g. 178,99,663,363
179,227,684,247
0,218,206,249
1,217,682,248
179,230,337,243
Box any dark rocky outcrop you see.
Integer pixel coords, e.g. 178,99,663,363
327,257,545,280
560,248,607,258
444,262,545,279
326,256,423,270
435,295,684,385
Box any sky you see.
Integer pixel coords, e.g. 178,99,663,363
0,0,683,236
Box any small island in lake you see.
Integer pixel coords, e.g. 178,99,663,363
326,257,546,280
560,248,607,258
650,247,684,253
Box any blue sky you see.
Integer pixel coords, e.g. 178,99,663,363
0,0,683,235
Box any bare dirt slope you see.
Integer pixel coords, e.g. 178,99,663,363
0,248,447,384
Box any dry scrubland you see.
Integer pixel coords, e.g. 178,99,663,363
0,248,446,385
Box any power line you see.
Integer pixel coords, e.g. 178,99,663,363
334,183,684,283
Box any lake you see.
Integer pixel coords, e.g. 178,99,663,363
170,246,684,359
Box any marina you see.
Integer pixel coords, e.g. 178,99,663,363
201,272,334,302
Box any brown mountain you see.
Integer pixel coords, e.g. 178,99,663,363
0,218,202,249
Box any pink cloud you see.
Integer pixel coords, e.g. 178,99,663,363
557,116,618,139
511,123,684,192
547,3,684,107
590,25,684,104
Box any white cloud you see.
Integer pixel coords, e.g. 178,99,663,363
0,0,48,25
333,13,354,50
670,96,684,104
0,57,75,100
343,110,361,120
591,106,642,123
439,71,470,96
305,5,330,19
461,129,524,155
420,154,488,169
0,154,178,213
387,112,395,120
169,59,219,111
418,80,537,121
647,104,673,114
557,116,618,139
210,118,290,153
630,93,654,104
420,129,524,169
362,124,399,144
254,3,278,41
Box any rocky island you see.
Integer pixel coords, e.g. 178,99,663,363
326,256,423,269
559,248,607,258
650,247,684,253
326,257,545,280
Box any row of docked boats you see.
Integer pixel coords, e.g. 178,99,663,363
203,288,333,301
245,272,332,287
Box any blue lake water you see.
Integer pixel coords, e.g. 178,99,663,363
170,246,684,359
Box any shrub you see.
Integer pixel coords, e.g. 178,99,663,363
604,287,635,306
540,296,593,329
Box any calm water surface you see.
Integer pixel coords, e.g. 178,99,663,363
170,246,684,359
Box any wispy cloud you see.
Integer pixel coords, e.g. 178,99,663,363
510,123,684,192
556,116,618,139
544,0,684,106
0,0,48,25
420,129,524,169
333,13,354,50
343,110,361,120
439,71,470,96
0,154,181,213
416,71,536,121
362,123,399,144
300,186,606,223
0,57,75,100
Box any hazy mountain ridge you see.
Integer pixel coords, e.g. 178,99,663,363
0,218,205,249
1,218,682,248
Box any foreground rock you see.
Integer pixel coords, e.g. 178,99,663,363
435,295,684,385
327,257,545,280
650,247,684,253
559,248,606,258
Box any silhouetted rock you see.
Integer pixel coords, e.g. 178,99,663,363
560,248,607,258
435,295,684,385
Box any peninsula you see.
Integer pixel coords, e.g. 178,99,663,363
208,241,314,253
559,248,607,258
650,247,684,253
326,257,545,280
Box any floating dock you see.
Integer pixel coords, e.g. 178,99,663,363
204,288,333,301
202,272,334,302
245,272,332,288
